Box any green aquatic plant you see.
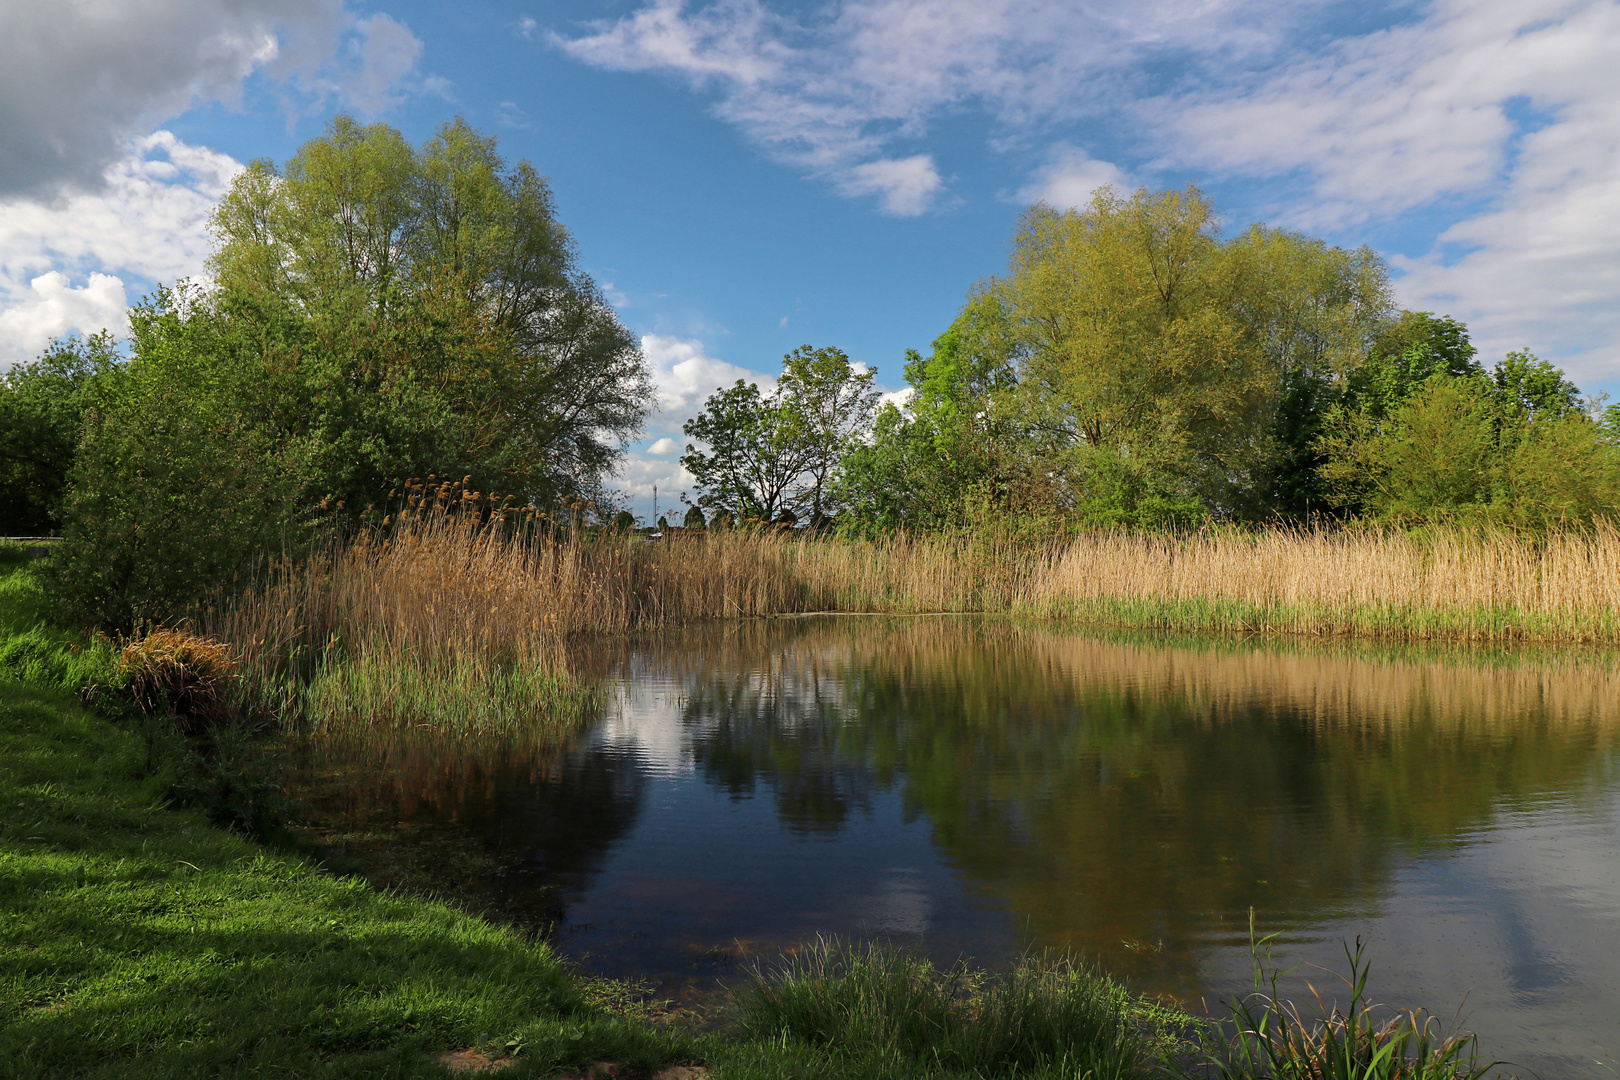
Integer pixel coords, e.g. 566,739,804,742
1179,919,1510,1080
735,938,1168,1079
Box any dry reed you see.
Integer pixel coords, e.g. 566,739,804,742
206,508,1620,741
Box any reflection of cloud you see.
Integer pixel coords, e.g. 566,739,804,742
0,132,241,366
860,868,933,935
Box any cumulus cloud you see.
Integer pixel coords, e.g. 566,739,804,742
552,0,1312,214
1156,0,1620,382
641,332,777,436
837,156,943,216
1015,145,1129,209
647,437,682,455
0,0,423,199
0,132,241,366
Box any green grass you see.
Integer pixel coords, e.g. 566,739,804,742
728,939,1184,1080
0,553,696,1079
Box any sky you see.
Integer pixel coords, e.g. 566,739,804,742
4,0,1620,519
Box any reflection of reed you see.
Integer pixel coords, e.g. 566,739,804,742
619,616,1620,736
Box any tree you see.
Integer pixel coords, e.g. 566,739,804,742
681,380,806,522
776,345,879,523
682,347,879,524
1317,345,1620,525
995,186,1272,518
0,333,119,534
209,114,652,506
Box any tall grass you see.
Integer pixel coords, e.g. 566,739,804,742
206,507,1620,743
1028,523,1620,641
734,938,1167,1080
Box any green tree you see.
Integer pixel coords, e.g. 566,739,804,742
683,347,879,525
1318,345,1619,525
52,289,301,626
0,333,119,535
682,380,806,522
776,345,880,523
210,114,652,505
995,186,1273,519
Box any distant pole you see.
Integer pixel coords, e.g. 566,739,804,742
652,484,658,528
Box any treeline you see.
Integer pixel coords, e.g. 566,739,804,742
4,122,1618,630
680,187,1620,534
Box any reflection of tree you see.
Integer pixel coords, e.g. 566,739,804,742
682,658,884,834
290,735,647,911
660,619,1620,987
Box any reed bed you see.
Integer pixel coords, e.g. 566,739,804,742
206,508,1620,743
1031,524,1620,642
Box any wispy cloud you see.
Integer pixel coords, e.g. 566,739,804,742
551,0,1313,215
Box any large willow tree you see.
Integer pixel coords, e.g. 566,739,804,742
209,115,652,501
56,117,651,626
840,185,1399,529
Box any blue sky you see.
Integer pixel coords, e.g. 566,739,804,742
4,0,1620,517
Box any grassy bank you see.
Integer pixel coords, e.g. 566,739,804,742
2,546,1515,1078
0,547,697,1079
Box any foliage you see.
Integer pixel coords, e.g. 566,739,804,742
1318,345,1619,524
210,113,653,507
683,345,878,523
48,116,650,629
0,333,120,535
683,379,807,522
838,188,1403,530
735,939,1164,1079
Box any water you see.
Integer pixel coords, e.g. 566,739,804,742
303,618,1620,1077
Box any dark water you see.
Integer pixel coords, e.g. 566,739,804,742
307,619,1620,1077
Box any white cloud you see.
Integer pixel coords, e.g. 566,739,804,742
0,0,423,199
837,155,943,216
641,333,777,436
1156,0,1620,383
0,273,128,361
613,450,699,506
552,0,1314,214
1016,145,1128,209
0,132,242,366
648,437,682,455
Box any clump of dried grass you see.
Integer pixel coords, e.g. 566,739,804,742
119,627,238,734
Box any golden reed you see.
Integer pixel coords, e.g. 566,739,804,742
205,508,1620,738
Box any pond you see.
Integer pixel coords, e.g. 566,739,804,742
296,617,1620,1078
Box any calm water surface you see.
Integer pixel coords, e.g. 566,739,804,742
312,619,1620,1078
